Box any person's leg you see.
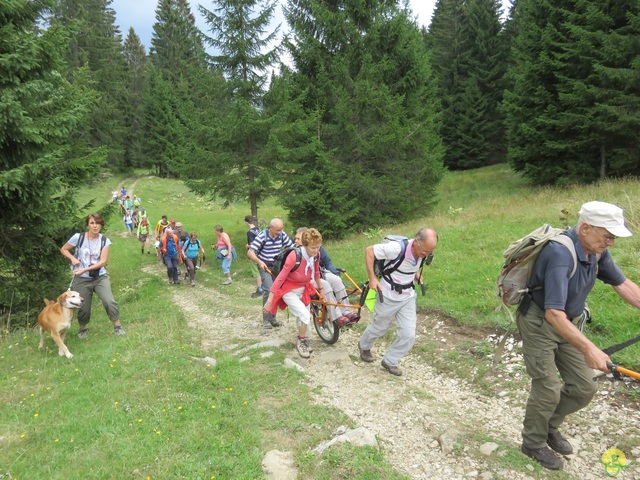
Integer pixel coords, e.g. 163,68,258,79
186,257,196,282
517,303,563,449
382,297,416,366
94,275,124,333
358,296,400,351
222,257,232,284
548,340,598,431
164,254,173,281
283,289,311,357
73,276,94,335
170,256,179,283
260,269,277,326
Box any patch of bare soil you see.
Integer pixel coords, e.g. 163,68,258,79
145,261,640,480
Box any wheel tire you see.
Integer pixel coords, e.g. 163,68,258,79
312,303,340,344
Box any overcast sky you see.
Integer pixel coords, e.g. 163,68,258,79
111,0,443,49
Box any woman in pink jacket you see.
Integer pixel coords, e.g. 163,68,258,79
263,228,324,358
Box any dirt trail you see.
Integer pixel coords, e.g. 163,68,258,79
143,261,640,480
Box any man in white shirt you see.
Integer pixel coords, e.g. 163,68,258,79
358,228,438,376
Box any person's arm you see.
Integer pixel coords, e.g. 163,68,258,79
545,308,610,372
223,233,232,259
365,245,379,293
612,278,640,309
60,240,80,267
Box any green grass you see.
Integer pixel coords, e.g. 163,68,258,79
2,165,639,478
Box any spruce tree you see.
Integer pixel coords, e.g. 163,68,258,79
502,0,640,184
279,0,444,237
0,0,103,314
184,0,281,216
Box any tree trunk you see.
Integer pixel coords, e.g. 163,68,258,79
600,144,607,179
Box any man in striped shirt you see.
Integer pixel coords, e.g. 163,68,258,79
247,218,294,330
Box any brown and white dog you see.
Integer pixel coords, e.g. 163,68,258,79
37,291,84,358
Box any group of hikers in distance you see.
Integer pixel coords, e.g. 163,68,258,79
81,192,638,472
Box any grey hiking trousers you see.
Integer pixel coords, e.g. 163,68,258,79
516,301,597,448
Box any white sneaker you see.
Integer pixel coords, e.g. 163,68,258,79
296,337,310,358
222,278,232,285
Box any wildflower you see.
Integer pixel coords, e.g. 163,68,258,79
54,439,59,443
33,413,39,418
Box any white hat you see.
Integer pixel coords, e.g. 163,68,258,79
579,201,632,237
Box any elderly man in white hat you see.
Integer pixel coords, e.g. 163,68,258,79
517,201,640,470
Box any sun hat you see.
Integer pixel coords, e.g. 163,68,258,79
175,222,182,227
578,201,632,237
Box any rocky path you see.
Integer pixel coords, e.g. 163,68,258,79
145,262,640,480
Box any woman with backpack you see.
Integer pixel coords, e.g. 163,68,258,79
262,228,325,359
182,232,206,286
213,225,234,285
161,228,181,284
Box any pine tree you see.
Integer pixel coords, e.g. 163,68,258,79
502,0,640,184
184,0,281,216
427,0,507,170
0,0,104,314
50,0,129,170
122,27,149,168
278,0,444,237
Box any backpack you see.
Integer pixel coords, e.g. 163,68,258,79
270,247,302,279
75,233,107,258
374,235,429,293
497,224,577,307
164,234,178,256
184,239,200,258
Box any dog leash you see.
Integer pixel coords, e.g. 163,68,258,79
67,272,75,291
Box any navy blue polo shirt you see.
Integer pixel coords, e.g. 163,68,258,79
530,228,626,318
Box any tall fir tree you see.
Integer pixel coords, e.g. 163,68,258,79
122,27,149,168
145,0,211,177
50,0,129,170
183,0,281,216
427,0,507,170
502,0,640,184
0,0,104,313
278,0,444,237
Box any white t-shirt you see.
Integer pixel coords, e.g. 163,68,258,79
68,233,111,278
373,239,421,301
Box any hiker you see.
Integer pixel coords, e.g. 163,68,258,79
516,201,640,470
155,215,169,262
263,228,323,358
137,217,152,254
182,232,205,286
59,213,125,338
247,218,294,330
245,215,264,298
213,225,234,285
357,228,438,376
161,228,181,284
295,227,353,326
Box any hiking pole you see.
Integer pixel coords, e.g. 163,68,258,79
376,286,384,304
602,333,640,356
418,252,433,296
607,361,640,381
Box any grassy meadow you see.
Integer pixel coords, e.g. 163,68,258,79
1,165,639,479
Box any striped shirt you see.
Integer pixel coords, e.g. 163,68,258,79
249,229,294,264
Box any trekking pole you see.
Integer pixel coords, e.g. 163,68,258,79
607,362,640,381
602,333,640,355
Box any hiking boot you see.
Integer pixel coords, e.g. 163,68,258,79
521,445,563,470
251,289,264,299
336,315,351,327
114,325,126,336
222,278,232,285
78,328,89,339
358,342,374,363
346,312,360,322
381,359,402,376
190,280,196,287
296,337,310,358
270,321,283,328
547,432,573,455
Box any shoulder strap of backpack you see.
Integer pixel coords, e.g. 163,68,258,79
381,238,408,275
256,229,270,256
291,247,303,272
550,235,578,279
75,233,85,258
